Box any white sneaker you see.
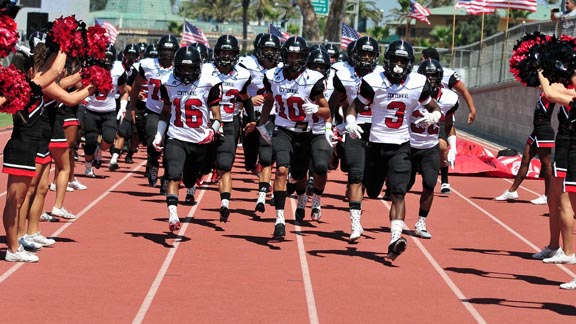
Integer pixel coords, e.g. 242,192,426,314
440,183,451,194
543,249,576,264
311,194,322,221
560,278,576,289
494,190,518,201
532,246,558,260
51,206,76,219
68,178,87,190
168,205,181,232
530,195,547,205
414,221,432,239
40,211,54,222
27,232,56,247
49,183,74,192
5,245,39,262
85,167,96,178
349,210,363,243
19,235,42,251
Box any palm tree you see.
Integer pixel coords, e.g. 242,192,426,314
325,0,347,42
429,25,452,48
346,1,382,31
181,0,242,23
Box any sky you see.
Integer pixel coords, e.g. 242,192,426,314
376,0,400,22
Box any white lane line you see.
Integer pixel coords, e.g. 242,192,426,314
132,182,209,324
0,163,145,285
289,197,319,324
379,199,487,324
450,186,576,278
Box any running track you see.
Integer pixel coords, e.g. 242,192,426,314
0,129,574,323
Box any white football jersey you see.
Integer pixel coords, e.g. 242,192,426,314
357,71,432,144
202,63,251,122
311,69,334,135
139,57,173,114
409,88,458,149
332,62,383,125
264,67,325,132
160,72,222,143
84,62,122,113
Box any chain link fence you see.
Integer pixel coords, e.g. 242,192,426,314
435,17,576,89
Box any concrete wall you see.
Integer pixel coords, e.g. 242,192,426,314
453,81,550,152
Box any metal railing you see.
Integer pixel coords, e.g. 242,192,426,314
437,17,576,89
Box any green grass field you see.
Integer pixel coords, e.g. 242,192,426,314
0,113,12,129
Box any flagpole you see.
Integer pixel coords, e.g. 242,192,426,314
451,4,457,64
479,10,485,65
406,16,411,41
499,2,512,82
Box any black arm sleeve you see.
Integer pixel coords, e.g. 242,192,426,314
355,79,375,107
207,83,223,107
309,78,326,100
263,76,272,93
159,85,170,104
419,80,432,102
138,65,146,79
333,74,345,93
242,97,256,123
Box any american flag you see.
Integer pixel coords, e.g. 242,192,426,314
455,0,495,15
408,0,431,25
484,0,537,12
341,23,361,49
269,24,290,42
182,21,209,46
95,18,119,45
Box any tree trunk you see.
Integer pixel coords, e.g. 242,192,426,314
325,0,346,43
242,0,250,52
297,0,320,42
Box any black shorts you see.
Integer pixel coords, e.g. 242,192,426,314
409,145,440,191
364,141,411,198
164,138,211,182
215,115,241,172
310,133,333,176
273,127,313,180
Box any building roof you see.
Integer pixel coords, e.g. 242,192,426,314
89,0,183,30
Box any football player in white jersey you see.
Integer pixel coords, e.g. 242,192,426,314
421,47,476,194
328,36,382,243
127,34,179,188
154,46,223,232
110,43,141,171
301,48,336,221
83,45,124,178
237,34,282,214
347,40,441,261
257,36,330,238
408,59,458,239
207,35,256,223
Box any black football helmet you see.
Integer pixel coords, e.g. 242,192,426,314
384,40,415,84
256,33,281,64
214,35,240,68
157,34,179,68
417,58,443,97
104,44,116,70
324,43,339,63
145,43,158,58
253,33,265,54
190,43,208,62
122,44,140,68
352,36,379,72
307,48,331,77
281,36,308,73
174,46,202,84
137,42,147,58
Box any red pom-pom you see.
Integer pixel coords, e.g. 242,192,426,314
0,65,31,114
81,65,113,95
85,25,109,60
49,15,80,56
0,13,19,58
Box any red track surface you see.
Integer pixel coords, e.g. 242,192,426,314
0,129,575,323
